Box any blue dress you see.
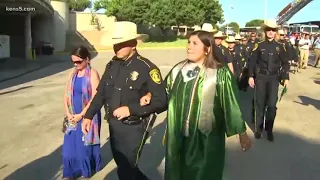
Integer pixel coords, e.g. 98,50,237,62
62,76,102,178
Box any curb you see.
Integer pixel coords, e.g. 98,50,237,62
0,63,51,83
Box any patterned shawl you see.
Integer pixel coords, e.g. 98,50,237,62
65,65,100,146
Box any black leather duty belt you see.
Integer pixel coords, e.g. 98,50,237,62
257,69,279,76
122,116,143,125
107,114,144,125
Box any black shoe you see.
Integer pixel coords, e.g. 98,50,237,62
254,132,261,139
267,132,274,142
251,118,255,124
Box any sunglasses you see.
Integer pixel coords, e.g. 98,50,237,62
265,28,277,32
72,60,83,65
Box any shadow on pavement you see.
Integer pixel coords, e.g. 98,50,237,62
294,95,320,110
0,85,34,96
224,131,320,180
103,119,167,180
238,88,255,133
4,146,62,180
0,58,73,90
100,138,114,170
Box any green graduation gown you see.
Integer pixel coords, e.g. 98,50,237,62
164,63,246,180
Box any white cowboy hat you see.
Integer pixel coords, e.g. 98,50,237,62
234,34,242,40
278,29,285,35
213,31,226,38
193,25,201,31
261,19,279,30
111,21,148,45
225,36,236,43
201,23,217,33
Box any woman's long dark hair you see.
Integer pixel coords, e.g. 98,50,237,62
71,46,91,60
189,30,222,69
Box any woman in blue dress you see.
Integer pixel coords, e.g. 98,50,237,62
63,46,101,179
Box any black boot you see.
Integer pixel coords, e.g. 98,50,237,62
254,131,262,139
267,131,274,142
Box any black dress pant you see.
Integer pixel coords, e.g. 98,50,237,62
254,73,280,133
108,118,149,180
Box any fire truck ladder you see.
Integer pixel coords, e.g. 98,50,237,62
276,0,313,25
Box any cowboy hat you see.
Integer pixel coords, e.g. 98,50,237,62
193,25,201,31
261,19,279,30
278,29,285,35
213,31,226,38
201,23,217,33
234,34,242,40
225,36,236,43
111,21,148,45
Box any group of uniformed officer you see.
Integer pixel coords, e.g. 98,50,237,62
78,19,292,179
203,20,290,142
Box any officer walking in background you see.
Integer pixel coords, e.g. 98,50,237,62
247,32,259,54
213,31,234,74
226,36,248,90
82,21,167,180
278,29,293,62
248,20,289,142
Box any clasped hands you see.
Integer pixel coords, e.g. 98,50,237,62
66,113,83,124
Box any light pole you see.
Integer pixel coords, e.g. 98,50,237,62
264,0,268,23
226,5,234,36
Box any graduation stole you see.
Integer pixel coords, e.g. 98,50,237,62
167,60,218,136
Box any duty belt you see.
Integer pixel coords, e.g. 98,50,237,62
257,68,279,76
106,114,147,125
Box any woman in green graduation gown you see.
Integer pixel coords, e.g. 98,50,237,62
141,30,252,180
164,30,252,180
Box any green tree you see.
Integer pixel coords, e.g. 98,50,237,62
146,0,176,28
245,19,264,27
101,0,151,24
228,22,240,32
93,0,108,10
96,0,224,29
191,0,224,25
67,0,91,11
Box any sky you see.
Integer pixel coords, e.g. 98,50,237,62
220,0,319,27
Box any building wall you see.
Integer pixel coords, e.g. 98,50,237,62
51,0,69,52
32,15,54,46
0,14,25,58
68,12,115,32
66,12,116,51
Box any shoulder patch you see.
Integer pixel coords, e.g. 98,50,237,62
253,43,258,51
149,69,161,84
282,43,286,51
